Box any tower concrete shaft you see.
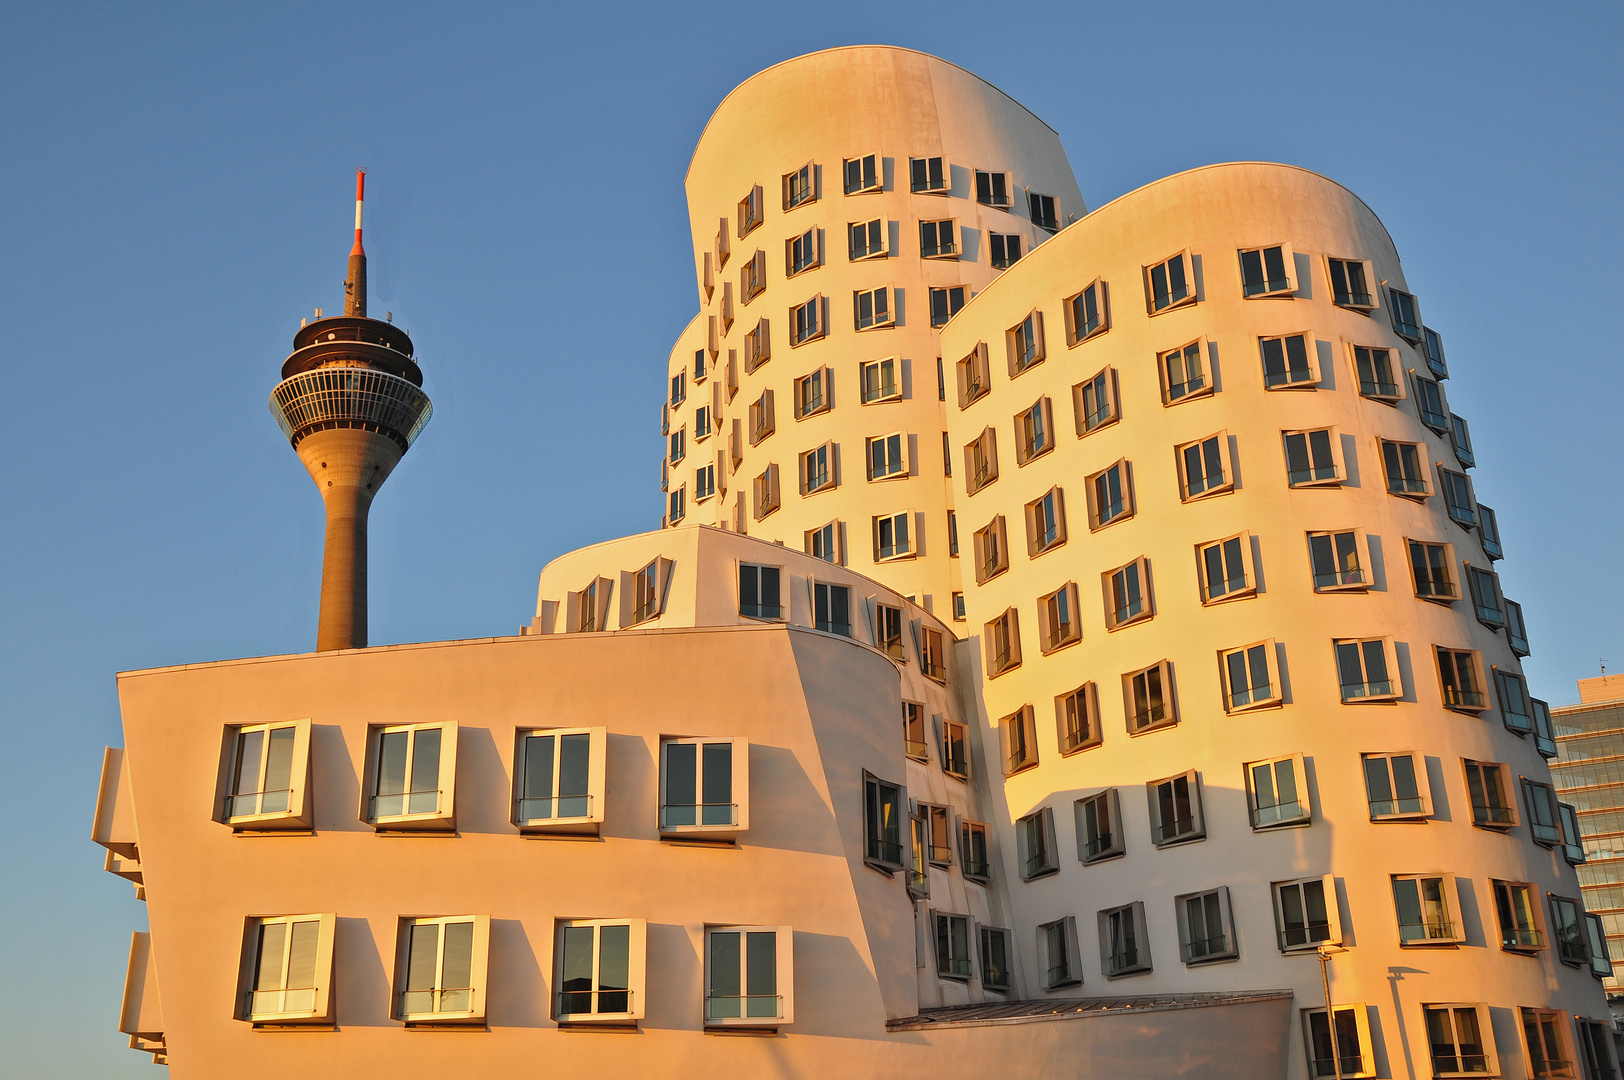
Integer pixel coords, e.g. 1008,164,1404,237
295,427,402,651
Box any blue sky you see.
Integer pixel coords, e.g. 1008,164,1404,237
1,2,1619,1072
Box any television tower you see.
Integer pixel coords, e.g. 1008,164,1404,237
270,171,433,651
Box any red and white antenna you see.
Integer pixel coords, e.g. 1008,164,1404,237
345,168,368,316
352,168,367,256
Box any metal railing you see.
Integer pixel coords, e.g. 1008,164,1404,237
1359,379,1401,398
962,857,989,879
906,867,929,896
1253,800,1304,826
928,844,953,864
1313,567,1365,590
938,956,972,978
705,994,783,1021
1310,1052,1367,1078
1388,476,1429,495
270,366,433,449
1186,934,1228,960
1340,679,1395,700
400,986,475,1017
1107,948,1140,973
371,789,442,819
1083,832,1115,860
659,802,739,829
557,987,634,1017
1022,851,1051,878
903,739,928,760
1045,962,1071,988
1131,704,1166,730
1153,817,1195,843
1443,686,1486,709
1398,918,1457,943
1061,724,1092,753
1288,464,1339,485
1369,795,1426,817
245,986,318,1018
1280,922,1333,949
867,837,902,865
1472,801,1515,826
224,788,293,819
517,793,593,822
1501,926,1544,949
1334,289,1373,308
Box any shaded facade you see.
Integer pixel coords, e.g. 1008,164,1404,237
1553,676,1624,1009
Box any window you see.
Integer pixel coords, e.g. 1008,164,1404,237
394,915,489,1024
782,162,814,210
219,720,311,830
1220,640,1280,711
1260,332,1315,388
1532,697,1557,758
237,913,336,1024
790,296,825,346
1464,760,1516,829
1274,875,1341,951
1450,414,1475,468
660,737,747,836
1309,530,1365,591
708,314,720,358
1001,704,1036,775
793,367,829,419
934,913,972,980
1038,581,1080,653
786,226,820,279
702,252,714,302
1389,286,1423,341
989,232,1022,269
972,515,1008,584
860,357,900,403
960,820,989,879
979,927,1012,991
1159,339,1210,402
1144,250,1195,314
1239,243,1295,298
1584,917,1614,979
669,426,686,465
1086,459,1133,529
514,727,605,833
739,563,782,619
740,251,766,304
1409,539,1457,600
1469,567,1505,628
1478,504,1503,559
727,349,739,400
1353,345,1401,402
937,718,968,779
694,464,715,501
1524,778,1563,846
1197,530,1256,602
873,510,913,561
956,343,990,408
814,582,852,636
737,184,763,237
1522,1008,1575,1079
1363,752,1429,820
854,286,893,330
1076,788,1122,862
1099,902,1151,977
554,919,645,1024
929,285,965,327
832,150,879,194
975,169,1010,207
751,463,780,520
848,217,887,261
1007,311,1046,375
863,776,902,870
1393,875,1462,945
671,370,687,407
1066,280,1109,345
365,723,457,830
1176,432,1231,500
922,626,948,683
877,604,906,661
693,347,708,381
569,577,612,634
921,806,952,866
694,406,712,441
952,592,965,620
946,508,958,554
1074,366,1119,435
1124,659,1176,734
1560,803,1586,865
1506,599,1531,657
1148,770,1205,846
806,520,840,564
1015,396,1054,464
1439,468,1477,528
748,390,774,445
1017,804,1058,879
802,441,837,493
1494,880,1543,951
1057,682,1101,754
1327,257,1376,311
1283,427,1341,486
1423,326,1449,378
1437,647,1487,712
920,216,957,258
1381,439,1429,496
1028,191,1058,232
744,318,770,371
1247,753,1310,828
909,155,947,194
714,217,730,269
1176,888,1237,964
1303,1005,1374,1079
1039,916,1081,989
1423,1003,1494,1078
1026,488,1067,556
1415,375,1450,433
667,485,685,524
964,426,999,493
705,926,791,1026
1103,556,1152,630
1335,638,1398,702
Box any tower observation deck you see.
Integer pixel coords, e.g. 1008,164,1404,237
269,171,432,651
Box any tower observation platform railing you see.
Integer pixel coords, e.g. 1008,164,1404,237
270,366,433,451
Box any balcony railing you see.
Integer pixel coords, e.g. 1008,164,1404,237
245,986,318,1018
1186,934,1228,960
659,802,739,829
1280,922,1333,949
225,788,293,819
558,987,634,1017
1153,817,1195,843
371,789,442,819
1107,948,1140,973
1443,686,1487,709
1083,832,1115,861
1398,918,1456,943
400,986,475,1017
706,994,783,1021
517,793,593,822
1501,926,1544,949
1472,801,1515,826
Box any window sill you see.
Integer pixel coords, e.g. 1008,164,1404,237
1079,416,1120,438
1059,740,1103,758
1068,327,1109,349
1019,866,1060,883
1146,296,1198,318
1202,588,1258,605
1039,635,1082,657
557,1019,640,1032
1225,698,1283,714
1337,694,1401,705
1151,832,1207,849
1250,818,1312,832
1180,484,1235,503
1088,514,1134,534
1128,719,1178,737
1017,446,1055,468
1080,849,1124,866
1287,478,1344,490
863,858,901,877
1105,614,1153,633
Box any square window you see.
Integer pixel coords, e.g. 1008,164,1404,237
975,169,1010,207
216,719,312,831
1422,1003,1496,1078
806,521,842,565
920,219,957,259
960,820,990,879
1335,637,1398,702
568,576,613,633
235,913,337,1025
751,463,780,520
1463,759,1517,830
1028,192,1058,232
909,155,948,194
979,926,1013,990
793,367,829,419
1038,581,1081,653
1148,769,1205,845
513,727,606,834
1124,659,1177,734
873,510,914,561
1074,366,1119,436
1521,1008,1577,1080
815,582,852,636
862,771,904,870
1017,804,1058,879
1158,338,1211,403
848,217,887,261
790,295,826,347
1057,682,1101,754
744,318,771,371
1523,777,1562,847
854,286,893,330
786,227,820,278
929,285,966,328
1026,487,1067,556
363,723,458,831
1274,875,1342,951
1001,703,1037,775
393,915,490,1025
921,627,948,684
956,343,991,408
1436,646,1488,712
1353,345,1402,402
1144,250,1195,314
738,185,764,237
860,357,900,403
866,432,906,481
705,925,792,1027
739,562,783,620
1392,874,1463,945
1389,286,1423,341
694,464,715,501
1246,753,1311,828
1176,432,1232,500
1380,439,1429,497
1327,257,1376,311
934,912,972,980
1409,539,1458,601
972,515,1009,584
843,153,880,195
783,162,815,210
1098,901,1151,977
749,390,775,445
1075,787,1122,862
1191,532,1255,605
1304,528,1370,593
1015,396,1055,464
554,919,647,1024
1006,311,1046,375
1493,880,1544,951
964,426,999,493
1302,1004,1375,1078
659,736,748,837
1238,243,1295,298
1283,427,1342,486
989,232,1022,269
1260,332,1315,389
1103,556,1153,630
1175,887,1237,964
1065,279,1110,345
1038,916,1081,989
1086,459,1135,529
1469,567,1505,628
1220,639,1281,712
1363,751,1430,821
